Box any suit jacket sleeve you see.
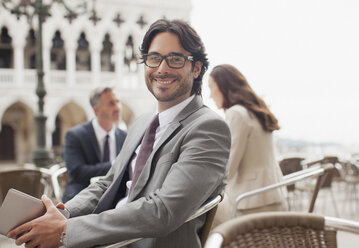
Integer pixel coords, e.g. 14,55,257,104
64,113,231,248
225,106,252,180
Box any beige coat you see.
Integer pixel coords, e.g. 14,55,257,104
214,105,287,226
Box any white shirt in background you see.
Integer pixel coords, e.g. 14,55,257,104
92,118,117,162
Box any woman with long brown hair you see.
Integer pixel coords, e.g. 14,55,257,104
209,64,287,226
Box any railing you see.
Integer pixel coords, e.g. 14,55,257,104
0,68,143,89
101,71,116,85
50,70,67,85
76,71,92,84
0,68,15,85
24,69,37,84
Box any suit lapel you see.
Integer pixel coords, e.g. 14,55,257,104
128,122,181,200
128,96,204,201
115,115,154,174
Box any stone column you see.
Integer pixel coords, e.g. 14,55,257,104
91,41,101,86
43,44,51,86
12,33,25,87
66,39,76,86
114,40,125,88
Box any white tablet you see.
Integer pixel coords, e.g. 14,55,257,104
0,188,45,236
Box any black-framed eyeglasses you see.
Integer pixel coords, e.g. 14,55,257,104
142,52,194,69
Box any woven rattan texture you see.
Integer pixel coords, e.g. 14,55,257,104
224,226,337,248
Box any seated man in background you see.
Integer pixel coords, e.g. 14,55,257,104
8,19,231,248
62,87,127,202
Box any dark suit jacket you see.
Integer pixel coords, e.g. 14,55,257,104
63,121,126,202
64,96,231,248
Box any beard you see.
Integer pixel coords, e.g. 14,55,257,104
146,72,193,103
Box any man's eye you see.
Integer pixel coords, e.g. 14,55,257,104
149,56,161,62
169,56,183,63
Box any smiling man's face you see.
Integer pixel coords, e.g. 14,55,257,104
144,32,202,112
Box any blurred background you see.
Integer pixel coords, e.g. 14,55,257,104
0,0,358,167
1,1,359,247
191,0,359,161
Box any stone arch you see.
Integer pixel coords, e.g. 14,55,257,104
76,31,91,71
55,101,88,146
0,101,35,165
0,124,15,161
0,97,36,126
0,26,13,68
0,14,18,40
24,28,37,69
50,30,66,70
101,33,115,72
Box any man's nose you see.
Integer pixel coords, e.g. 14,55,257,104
157,58,171,72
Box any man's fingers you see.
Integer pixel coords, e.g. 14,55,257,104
24,239,38,248
7,222,31,239
41,195,56,212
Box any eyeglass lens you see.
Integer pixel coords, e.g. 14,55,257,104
146,54,186,68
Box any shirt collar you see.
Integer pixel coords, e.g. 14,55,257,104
92,118,116,140
158,95,195,127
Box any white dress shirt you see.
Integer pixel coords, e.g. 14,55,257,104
92,118,117,162
115,95,195,208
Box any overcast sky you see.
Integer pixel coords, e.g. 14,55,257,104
190,0,359,147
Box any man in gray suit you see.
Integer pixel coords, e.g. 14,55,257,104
8,19,231,248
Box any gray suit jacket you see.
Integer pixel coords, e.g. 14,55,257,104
64,96,231,248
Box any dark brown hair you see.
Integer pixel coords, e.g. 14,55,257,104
210,64,280,132
140,19,209,95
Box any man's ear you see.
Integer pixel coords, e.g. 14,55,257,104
93,106,99,116
193,61,203,79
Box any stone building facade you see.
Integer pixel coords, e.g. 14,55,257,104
0,0,191,165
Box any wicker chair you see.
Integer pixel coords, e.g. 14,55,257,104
205,211,359,248
0,169,45,206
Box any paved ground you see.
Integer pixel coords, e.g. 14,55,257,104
1,176,359,247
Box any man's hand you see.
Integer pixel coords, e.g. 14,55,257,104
7,195,67,248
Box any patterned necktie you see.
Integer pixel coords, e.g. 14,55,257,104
103,134,110,162
129,114,159,193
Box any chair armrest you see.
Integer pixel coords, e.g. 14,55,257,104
103,194,223,248
325,216,359,234
204,233,224,248
51,167,67,203
233,164,334,217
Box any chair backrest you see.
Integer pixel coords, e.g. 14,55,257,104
279,157,304,191
279,157,304,175
200,205,218,245
307,156,341,188
205,211,359,248
0,169,45,206
51,167,68,202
